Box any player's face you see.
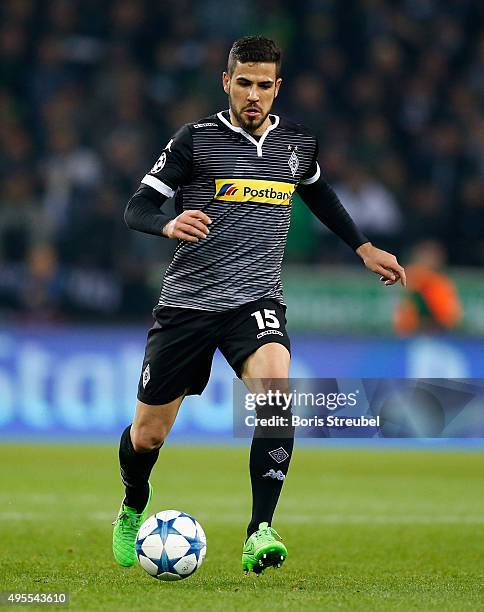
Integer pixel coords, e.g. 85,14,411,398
223,61,282,134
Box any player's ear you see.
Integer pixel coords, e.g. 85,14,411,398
274,77,282,98
222,71,230,94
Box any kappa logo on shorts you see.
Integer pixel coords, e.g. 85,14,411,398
142,364,151,389
256,329,284,339
268,447,289,463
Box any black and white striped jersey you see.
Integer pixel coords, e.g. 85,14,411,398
141,110,320,311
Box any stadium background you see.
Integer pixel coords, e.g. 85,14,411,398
1,2,484,609
1,0,483,440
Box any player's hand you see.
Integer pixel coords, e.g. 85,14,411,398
163,210,212,242
356,242,406,287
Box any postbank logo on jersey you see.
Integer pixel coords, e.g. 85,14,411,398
214,179,295,205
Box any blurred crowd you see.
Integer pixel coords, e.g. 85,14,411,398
0,0,482,321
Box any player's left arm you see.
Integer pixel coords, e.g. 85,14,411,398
297,176,406,287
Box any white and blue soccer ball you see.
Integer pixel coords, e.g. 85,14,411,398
135,510,206,581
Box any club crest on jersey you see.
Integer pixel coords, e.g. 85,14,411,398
288,149,299,177
214,178,295,205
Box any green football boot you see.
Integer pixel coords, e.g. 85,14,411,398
112,482,152,567
242,522,288,574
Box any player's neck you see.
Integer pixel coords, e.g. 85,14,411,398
228,108,273,137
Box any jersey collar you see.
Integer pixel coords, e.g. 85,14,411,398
217,110,280,157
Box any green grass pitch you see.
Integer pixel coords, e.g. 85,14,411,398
0,444,483,611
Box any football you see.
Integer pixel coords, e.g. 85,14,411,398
135,510,206,581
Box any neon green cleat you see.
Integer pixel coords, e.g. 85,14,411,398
242,522,288,574
112,482,152,567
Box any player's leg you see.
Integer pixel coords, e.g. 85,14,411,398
113,305,217,567
218,298,292,572
113,396,183,567
241,342,292,538
120,397,184,513
240,342,293,573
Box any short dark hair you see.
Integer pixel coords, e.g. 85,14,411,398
227,36,282,78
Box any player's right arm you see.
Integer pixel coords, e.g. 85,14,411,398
124,124,211,242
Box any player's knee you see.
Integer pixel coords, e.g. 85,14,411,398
241,344,290,380
259,378,290,396
266,373,289,387
131,426,167,453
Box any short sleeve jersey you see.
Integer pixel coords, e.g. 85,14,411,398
141,110,320,311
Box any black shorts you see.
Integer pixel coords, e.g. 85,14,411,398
137,298,290,405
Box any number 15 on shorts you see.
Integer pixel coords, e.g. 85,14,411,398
251,309,280,330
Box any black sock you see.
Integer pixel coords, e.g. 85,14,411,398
247,411,294,538
118,425,161,513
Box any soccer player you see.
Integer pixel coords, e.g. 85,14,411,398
112,36,406,574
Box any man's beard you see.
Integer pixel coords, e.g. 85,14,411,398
229,93,272,133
